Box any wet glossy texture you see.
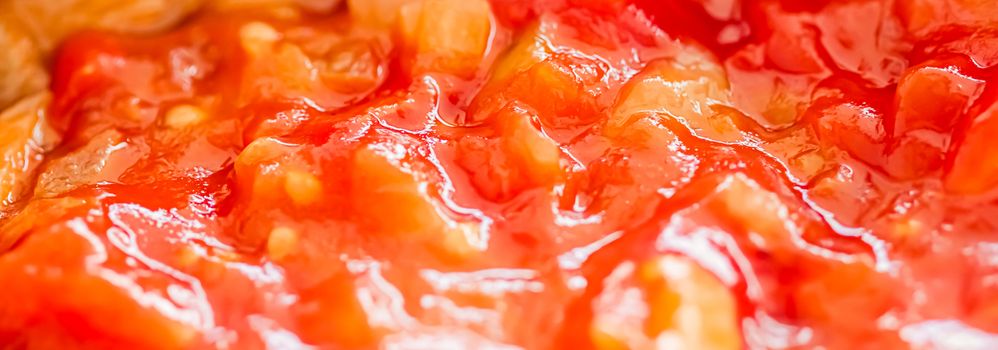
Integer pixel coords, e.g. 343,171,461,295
1,0,997,349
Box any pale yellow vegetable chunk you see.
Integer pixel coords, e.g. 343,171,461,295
267,226,300,261
352,146,486,259
284,170,323,207
163,104,208,129
591,256,740,350
608,46,732,139
397,0,494,77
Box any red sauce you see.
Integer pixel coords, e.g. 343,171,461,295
1,0,997,349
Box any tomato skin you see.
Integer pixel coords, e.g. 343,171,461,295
0,203,197,350
49,32,123,131
893,62,983,135
814,99,889,168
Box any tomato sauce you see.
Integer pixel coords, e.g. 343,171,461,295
1,0,997,349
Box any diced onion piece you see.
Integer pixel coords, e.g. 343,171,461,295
273,43,318,89
710,174,790,237
163,104,207,129
236,137,293,167
500,105,562,186
892,217,925,239
488,24,548,85
239,21,281,57
704,173,798,260
590,257,740,350
590,262,653,350
397,0,494,77
267,226,299,261
352,146,444,234
608,45,731,138
468,24,547,109
352,146,484,259
284,169,322,207
175,247,201,267
234,137,303,205
317,40,384,94
498,52,608,126
642,256,740,350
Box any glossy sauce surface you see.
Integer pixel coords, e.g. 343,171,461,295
1,0,997,349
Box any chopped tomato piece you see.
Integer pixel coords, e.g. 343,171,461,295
946,102,998,194
893,62,983,134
